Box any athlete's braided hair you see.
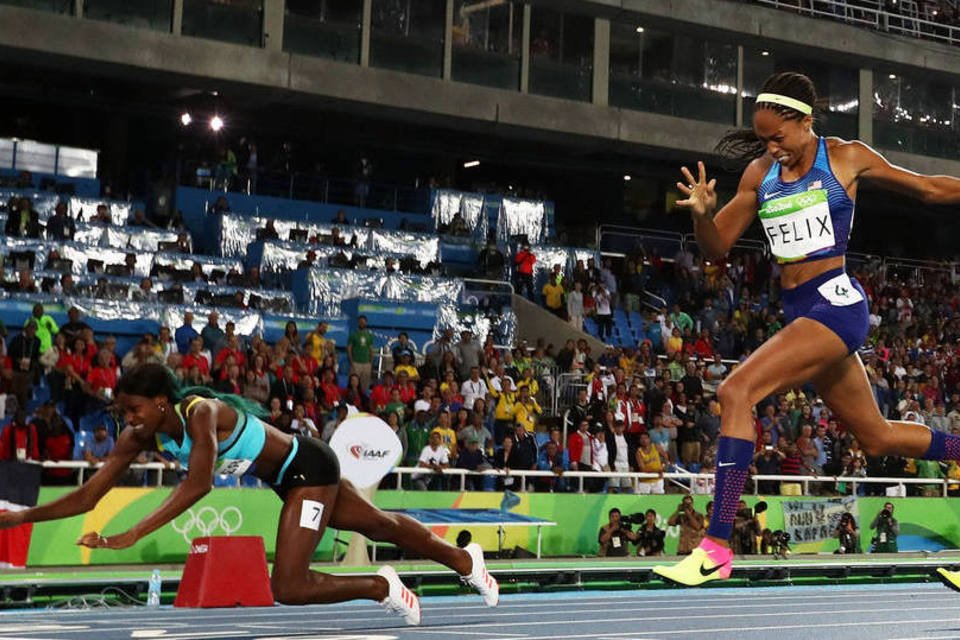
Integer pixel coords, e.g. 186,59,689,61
716,72,820,165
115,362,267,418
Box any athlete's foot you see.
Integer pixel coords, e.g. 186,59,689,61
377,566,421,625
936,568,960,594
461,542,499,606
653,538,733,587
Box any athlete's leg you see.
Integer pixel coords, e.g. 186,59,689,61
707,318,849,542
270,484,387,604
329,478,472,576
654,318,848,586
812,353,933,457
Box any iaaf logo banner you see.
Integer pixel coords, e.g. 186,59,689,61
349,443,392,460
330,414,403,489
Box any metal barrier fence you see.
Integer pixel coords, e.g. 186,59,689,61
37,461,951,496
753,0,960,47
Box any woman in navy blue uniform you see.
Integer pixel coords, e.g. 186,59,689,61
0,363,498,624
652,71,960,587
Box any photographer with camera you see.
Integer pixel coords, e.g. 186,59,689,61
635,509,666,557
667,495,705,555
869,502,899,553
835,511,861,554
732,500,762,555
597,508,637,557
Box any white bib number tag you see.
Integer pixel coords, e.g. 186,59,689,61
817,273,864,307
759,189,835,261
214,458,253,477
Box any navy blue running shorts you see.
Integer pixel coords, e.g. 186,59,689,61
781,267,869,354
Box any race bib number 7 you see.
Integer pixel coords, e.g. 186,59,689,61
759,189,835,262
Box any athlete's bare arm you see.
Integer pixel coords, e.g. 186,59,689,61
0,429,143,530
77,400,219,549
838,140,960,204
678,160,769,261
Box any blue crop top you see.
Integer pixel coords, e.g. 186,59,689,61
155,397,267,477
756,137,855,264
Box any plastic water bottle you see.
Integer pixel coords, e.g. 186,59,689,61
146,569,162,608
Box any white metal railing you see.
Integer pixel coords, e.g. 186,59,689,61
32,461,955,496
753,0,960,47
383,467,954,496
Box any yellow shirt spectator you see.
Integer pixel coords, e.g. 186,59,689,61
542,282,564,311
430,425,458,460
512,397,541,432
394,363,420,380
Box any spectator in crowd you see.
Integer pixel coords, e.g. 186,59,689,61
40,407,74,484
567,281,584,331
635,509,665,557
456,437,489,490
668,495,705,555
8,320,41,410
542,274,565,318
431,410,458,465
477,241,505,279
598,508,636,557
201,312,226,357
46,201,76,241
0,410,40,461
28,304,58,355
175,311,198,355
507,422,539,491
635,431,665,495
513,244,536,300
605,420,632,494
536,440,569,492
414,431,450,490
82,423,114,465
5,197,40,238
593,283,613,342
347,314,374,391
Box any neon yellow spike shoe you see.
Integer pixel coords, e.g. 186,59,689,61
936,568,960,594
653,538,733,587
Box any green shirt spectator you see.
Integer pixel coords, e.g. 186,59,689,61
27,303,58,354
669,305,694,336
348,323,374,364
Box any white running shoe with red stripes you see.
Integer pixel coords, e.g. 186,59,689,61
377,565,421,626
462,542,499,607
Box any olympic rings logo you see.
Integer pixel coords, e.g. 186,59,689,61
170,506,243,544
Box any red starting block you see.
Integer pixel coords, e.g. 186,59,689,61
174,536,274,608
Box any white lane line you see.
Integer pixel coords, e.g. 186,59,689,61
518,616,960,640
403,604,960,632
412,631,529,638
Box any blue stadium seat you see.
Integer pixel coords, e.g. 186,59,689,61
73,430,92,461
534,431,551,449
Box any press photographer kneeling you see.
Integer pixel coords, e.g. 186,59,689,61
870,502,899,553
598,508,637,557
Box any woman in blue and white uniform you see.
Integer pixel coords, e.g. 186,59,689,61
0,363,498,624
652,71,960,587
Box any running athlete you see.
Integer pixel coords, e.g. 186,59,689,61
652,71,960,587
0,363,498,624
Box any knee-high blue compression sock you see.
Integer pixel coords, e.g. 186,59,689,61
706,436,755,541
923,428,960,461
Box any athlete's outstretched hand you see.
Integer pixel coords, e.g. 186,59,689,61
676,161,717,218
76,530,138,550
0,511,23,529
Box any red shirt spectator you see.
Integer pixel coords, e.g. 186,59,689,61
87,365,118,394
182,352,210,378
0,414,40,461
514,248,536,275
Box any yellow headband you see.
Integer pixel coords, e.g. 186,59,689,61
756,92,813,115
